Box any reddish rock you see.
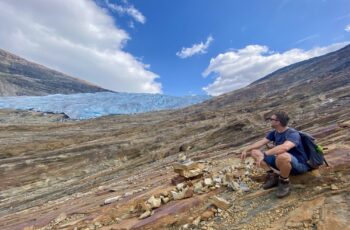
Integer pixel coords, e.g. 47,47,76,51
171,175,186,186
324,147,350,172
184,187,194,199
200,210,215,221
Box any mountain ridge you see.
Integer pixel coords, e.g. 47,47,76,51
191,44,350,110
0,48,110,96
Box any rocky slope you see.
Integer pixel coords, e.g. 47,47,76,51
0,49,109,96
197,44,350,110
0,45,349,230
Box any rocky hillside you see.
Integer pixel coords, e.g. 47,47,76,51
197,44,350,110
0,45,349,230
0,49,109,96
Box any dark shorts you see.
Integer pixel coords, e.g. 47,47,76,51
264,153,310,175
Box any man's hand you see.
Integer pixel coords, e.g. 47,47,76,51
255,154,264,167
240,138,270,161
241,149,248,160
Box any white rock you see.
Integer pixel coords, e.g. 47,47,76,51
193,216,201,226
104,196,122,205
213,176,222,184
239,183,250,192
194,181,204,193
176,182,186,191
171,189,186,200
204,178,213,186
94,222,102,227
124,191,133,197
147,196,161,209
178,153,187,162
331,184,339,190
230,181,241,191
98,186,107,191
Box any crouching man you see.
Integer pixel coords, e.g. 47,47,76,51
241,111,310,198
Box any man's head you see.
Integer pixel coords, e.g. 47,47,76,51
267,111,289,128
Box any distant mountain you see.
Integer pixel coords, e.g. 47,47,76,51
0,49,110,96
196,44,350,109
0,92,210,119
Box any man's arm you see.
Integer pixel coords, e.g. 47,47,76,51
265,141,295,156
241,138,270,160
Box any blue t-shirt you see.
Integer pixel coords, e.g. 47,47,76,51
266,128,308,164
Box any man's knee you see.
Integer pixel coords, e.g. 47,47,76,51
276,153,291,164
251,149,263,158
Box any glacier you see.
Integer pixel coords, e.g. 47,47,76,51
0,92,210,119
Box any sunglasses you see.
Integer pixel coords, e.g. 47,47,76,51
265,118,279,122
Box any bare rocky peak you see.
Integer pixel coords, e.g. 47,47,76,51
0,48,110,96
194,44,350,110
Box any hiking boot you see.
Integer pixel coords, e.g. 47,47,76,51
262,172,279,190
276,177,291,198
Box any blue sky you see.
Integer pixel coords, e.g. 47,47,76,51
0,0,350,96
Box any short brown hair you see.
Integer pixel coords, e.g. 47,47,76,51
273,111,289,127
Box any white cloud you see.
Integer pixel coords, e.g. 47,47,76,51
105,0,146,24
345,24,350,32
0,0,161,94
176,36,214,59
202,42,349,96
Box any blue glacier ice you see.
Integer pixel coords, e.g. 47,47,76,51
0,92,210,119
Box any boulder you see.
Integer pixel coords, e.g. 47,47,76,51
147,196,161,209
176,182,186,191
177,168,203,178
209,196,231,210
171,187,194,200
173,161,205,178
